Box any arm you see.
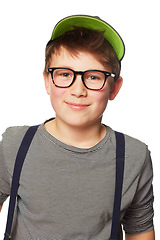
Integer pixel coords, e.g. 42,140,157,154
125,229,155,240
0,204,2,211
122,149,154,238
0,139,11,211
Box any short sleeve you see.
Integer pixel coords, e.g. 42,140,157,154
121,148,154,235
0,140,11,204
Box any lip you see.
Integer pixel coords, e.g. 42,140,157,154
65,102,90,110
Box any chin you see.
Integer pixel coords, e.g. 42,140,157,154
68,119,89,128
67,115,101,130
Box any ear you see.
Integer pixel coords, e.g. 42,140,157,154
109,76,123,100
43,71,50,95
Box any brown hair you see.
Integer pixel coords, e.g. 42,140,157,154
44,27,121,81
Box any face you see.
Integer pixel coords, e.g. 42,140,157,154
44,47,122,129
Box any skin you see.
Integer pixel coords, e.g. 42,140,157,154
125,230,155,240
43,47,155,239
43,47,123,148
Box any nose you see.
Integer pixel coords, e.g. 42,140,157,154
69,74,87,97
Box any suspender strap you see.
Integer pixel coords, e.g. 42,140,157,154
110,131,125,240
4,125,39,240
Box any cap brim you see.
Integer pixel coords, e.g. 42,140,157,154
51,15,125,61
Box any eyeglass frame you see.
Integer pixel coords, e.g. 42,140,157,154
47,67,115,91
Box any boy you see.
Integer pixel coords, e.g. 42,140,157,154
0,15,154,240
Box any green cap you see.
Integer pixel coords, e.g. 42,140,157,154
51,15,125,61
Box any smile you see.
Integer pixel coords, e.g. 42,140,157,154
65,102,90,110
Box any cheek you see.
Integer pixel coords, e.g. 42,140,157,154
49,84,66,109
91,88,110,111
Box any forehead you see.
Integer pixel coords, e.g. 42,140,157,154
50,47,111,72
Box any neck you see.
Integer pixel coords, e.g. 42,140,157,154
45,117,106,149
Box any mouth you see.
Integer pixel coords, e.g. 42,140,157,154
65,102,90,111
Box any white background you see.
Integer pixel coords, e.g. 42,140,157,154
0,0,159,239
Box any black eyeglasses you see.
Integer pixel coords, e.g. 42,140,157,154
47,67,115,90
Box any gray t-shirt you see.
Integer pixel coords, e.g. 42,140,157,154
0,122,154,240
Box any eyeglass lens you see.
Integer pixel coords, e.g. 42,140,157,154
52,68,106,90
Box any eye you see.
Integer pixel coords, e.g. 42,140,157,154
61,72,71,77
89,75,99,80
54,69,73,79
85,72,103,81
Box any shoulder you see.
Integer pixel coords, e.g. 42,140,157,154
2,125,30,148
124,132,149,170
121,132,152,192
109,127,150,179
109,127,148,162
1,125,30,175
3,125,29,136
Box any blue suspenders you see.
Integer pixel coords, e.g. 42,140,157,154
4,127,125,240
4,125,39,240
110,132,125,240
